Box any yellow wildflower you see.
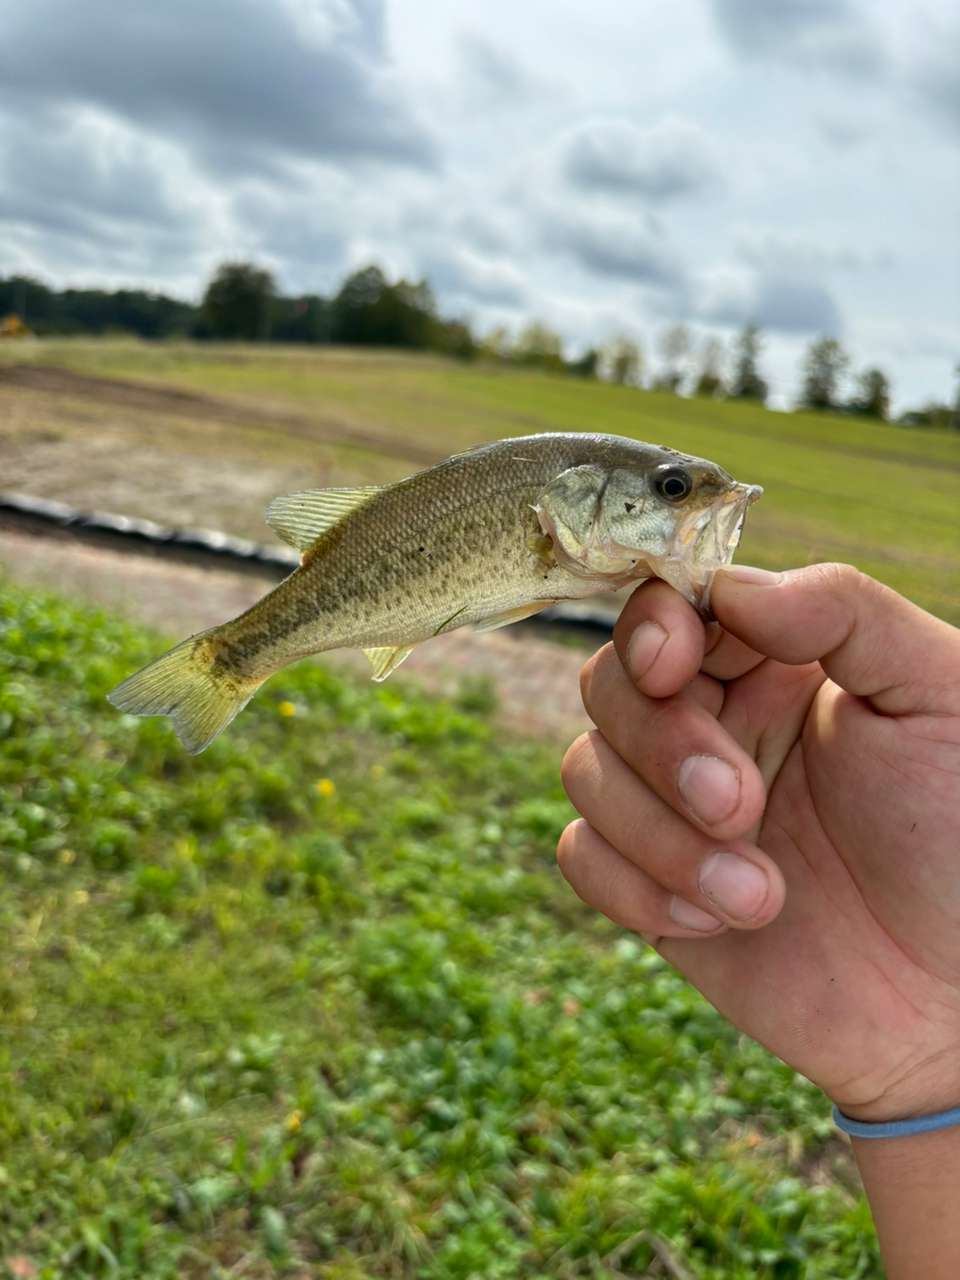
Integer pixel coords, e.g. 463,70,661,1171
278,701,296,717
316,778,335,798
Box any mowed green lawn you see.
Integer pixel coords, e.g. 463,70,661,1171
4,339,958,624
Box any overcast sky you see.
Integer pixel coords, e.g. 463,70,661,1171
1,0,957,409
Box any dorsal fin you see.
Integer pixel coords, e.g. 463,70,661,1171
265,487,380,553
448,441,488,460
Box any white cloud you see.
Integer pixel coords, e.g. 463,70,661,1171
736,229,893,273
420,246,527,307
457,33,545,112
695,263,842,334
709,0,885,75
0,0,437,173
558,117,724,203
540,206,685,287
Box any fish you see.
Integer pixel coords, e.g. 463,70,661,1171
107,433,761,753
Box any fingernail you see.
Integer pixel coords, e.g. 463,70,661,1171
626,622,667,681
677,755,740,825
669,896,723,933
720,565,782,586
699,852,768,920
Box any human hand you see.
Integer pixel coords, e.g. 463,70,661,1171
558,564,960,1122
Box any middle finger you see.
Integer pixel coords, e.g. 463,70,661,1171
580,644,767,840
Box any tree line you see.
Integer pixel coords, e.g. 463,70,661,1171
1,262,956,427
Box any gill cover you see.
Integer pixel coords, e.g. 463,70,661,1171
533,464,671,582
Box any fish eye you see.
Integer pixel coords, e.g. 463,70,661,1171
653,466,693,502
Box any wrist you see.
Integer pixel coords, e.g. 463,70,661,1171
834,1102,960,1139
852,1125,960,1280
831,1069,960,1128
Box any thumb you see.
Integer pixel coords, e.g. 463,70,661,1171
711,563,960,716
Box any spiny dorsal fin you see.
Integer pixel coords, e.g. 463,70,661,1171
362,644,418,681
448,442,489,460
266,487,381,553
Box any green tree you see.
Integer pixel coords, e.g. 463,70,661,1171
849,367,891,419
729,325,768,403
201,262,276,340
898,400,954,429
800,335,850,411
566,347,599,378
513,321,565,372
654,322,692,392
432,318,477,360
479,324,514,361
693,335,726,399
330,265,440,349
271,294,332,343
600,336,643,387
0,275,199,338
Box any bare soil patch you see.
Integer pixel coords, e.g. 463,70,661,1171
0,368,416,540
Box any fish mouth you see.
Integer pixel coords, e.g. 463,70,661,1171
683,482,762,566
657,482,762,610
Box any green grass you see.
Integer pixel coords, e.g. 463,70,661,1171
0,583,881,1278
3,339,958,625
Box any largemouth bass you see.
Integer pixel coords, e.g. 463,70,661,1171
108,433,761,752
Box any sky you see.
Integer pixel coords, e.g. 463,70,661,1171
0,0,957,410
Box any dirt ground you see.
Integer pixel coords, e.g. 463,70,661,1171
0,526,600,746
0,362,420,541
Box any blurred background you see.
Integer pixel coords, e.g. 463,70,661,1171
0,1,958,1277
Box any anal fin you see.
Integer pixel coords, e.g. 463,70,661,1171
473,602,552,633
362,643,418,681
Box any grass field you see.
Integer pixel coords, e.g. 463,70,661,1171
1,339,958,624
0,585,879,1278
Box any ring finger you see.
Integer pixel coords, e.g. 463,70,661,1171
561,731,785,932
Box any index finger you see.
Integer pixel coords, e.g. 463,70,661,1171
614,579,765,699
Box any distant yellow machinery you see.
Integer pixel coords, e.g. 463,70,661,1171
0,313,35,339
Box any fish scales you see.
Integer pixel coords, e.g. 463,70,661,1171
108,432,761,752
225,434,626,660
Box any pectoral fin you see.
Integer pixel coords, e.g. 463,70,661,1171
362,643,418,681
473,602,551,633
266,487,381,553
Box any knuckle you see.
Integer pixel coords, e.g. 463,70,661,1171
812,561,862,594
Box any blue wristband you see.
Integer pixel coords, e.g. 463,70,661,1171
833,1103,960,1139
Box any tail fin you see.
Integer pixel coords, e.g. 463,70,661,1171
107,632,262,754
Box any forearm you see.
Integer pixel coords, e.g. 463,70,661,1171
853,1129,960,1279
